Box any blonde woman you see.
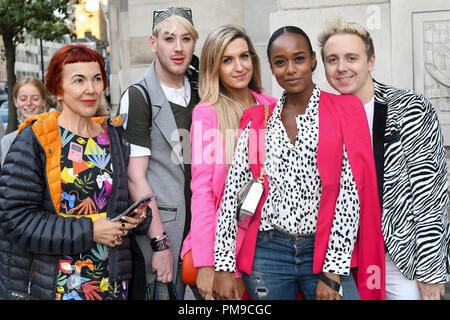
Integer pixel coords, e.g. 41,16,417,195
180,25,277,300
1,77,51,165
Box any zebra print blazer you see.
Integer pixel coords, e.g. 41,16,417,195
373,80,450,284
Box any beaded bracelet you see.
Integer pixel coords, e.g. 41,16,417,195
151,237,172,252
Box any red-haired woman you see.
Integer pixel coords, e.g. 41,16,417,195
0,44,150,300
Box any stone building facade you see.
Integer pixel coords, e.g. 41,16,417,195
107,0,449,120
107,0,450,175
107,0,450,297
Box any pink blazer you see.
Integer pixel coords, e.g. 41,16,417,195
236,92,385,300
180,91,277,267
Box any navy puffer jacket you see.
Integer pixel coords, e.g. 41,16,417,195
0,113,150,300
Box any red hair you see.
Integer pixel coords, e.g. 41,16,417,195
45,44,107,97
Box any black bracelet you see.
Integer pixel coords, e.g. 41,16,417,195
319,272,342,296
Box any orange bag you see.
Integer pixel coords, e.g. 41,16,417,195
182,250,247,298
182,250,198,285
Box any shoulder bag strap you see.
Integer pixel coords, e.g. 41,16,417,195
132,83,152,131
257,104,269,182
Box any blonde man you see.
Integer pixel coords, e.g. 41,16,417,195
318,16,449,300
119,7,201,300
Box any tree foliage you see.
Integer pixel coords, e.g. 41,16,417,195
0,0,76,133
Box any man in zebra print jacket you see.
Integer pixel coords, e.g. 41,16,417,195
318,17,450,300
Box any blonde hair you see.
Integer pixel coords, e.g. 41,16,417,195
199,25,262,165
152,15,198,40
13,76,52,110
318,16,375,60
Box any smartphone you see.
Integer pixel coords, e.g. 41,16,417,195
110,193,155,222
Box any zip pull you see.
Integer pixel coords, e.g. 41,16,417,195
28,265,35,296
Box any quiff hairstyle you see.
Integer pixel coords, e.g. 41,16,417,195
152,15,198,40
318,16,375,60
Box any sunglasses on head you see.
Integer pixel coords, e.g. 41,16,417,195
152,7,193,31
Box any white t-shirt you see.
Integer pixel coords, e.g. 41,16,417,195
364,96,375,143
160,76,191,108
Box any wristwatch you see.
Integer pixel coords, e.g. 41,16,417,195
319,272,343,296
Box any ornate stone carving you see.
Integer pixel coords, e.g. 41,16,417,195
422,18,450,112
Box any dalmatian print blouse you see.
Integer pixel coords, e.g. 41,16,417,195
214,87,360,276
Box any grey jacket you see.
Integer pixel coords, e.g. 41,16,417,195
1,130,16,166
126,62,194,284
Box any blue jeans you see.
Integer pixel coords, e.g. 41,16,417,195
242,229,360,300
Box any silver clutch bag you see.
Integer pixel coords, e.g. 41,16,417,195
235,104,269,222
236,179,265,221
